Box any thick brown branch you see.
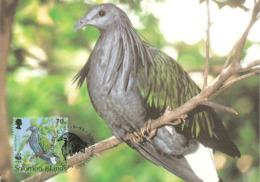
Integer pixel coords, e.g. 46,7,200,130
22,136,122,182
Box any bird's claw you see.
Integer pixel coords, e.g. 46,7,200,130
126,132,143,144
140,120,157,142
177,114,187,124
167,114,188,126
126,120,157,144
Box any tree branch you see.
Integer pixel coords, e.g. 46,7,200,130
201,101,238,115
240,59,260,72
0,0,19,181
213,69,260,97
22,1,260,182
223,1,260,69
22,137,121,182
203,0,211,89
232,0,259,65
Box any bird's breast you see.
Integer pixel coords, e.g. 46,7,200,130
28,133,42,153
86,59,147,138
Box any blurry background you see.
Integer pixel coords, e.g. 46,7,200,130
4,0,259,181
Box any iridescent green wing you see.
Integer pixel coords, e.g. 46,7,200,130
137,45,215,138
38,134,52,152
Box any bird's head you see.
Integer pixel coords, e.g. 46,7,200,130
74,3,130,32
26,126,38,132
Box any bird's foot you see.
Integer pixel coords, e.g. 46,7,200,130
176,114,187,124
140,120,157,142
126,120,157,144
167,114,188,126
126,131,144,144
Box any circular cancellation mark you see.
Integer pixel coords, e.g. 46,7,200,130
59,124,95,169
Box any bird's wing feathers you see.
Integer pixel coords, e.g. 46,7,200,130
73,53,92,87
136,44,240,157
39,135,52,153
137,45,215,138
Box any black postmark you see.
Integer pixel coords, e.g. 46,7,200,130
59,124,95,169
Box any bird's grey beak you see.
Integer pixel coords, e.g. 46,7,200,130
74,16,90,31
26,127,30,132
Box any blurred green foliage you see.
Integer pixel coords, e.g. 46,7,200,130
7,0,259,181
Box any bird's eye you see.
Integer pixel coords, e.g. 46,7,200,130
98,10,106,17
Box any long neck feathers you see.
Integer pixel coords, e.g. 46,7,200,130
74,19,155,92
30,130,38,142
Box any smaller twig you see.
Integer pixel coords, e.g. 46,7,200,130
248,59,260,67
213,70,259,97
237,60,260,73
203,0,211,89
223,1,260,69
201,101,238,115
223,70,259,88
223,41,239,69
241,60,260,70
94,153,103,159
232,1,260,65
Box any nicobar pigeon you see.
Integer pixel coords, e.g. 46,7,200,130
26,126,60,165
58,132,88,161
74,3,240,182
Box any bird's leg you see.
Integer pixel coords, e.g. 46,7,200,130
140,120,157,142
34,151,45,158
126,115,187,144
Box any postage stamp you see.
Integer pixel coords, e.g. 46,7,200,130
12,117,69,173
